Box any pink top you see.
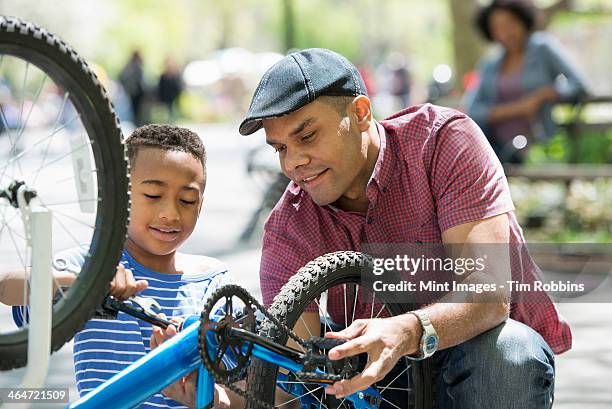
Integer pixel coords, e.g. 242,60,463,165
260,104,571,354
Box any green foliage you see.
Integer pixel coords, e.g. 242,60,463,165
98,0,192,77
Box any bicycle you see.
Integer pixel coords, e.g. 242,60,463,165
239,142,290,243
0,18,433,408
69,252,433,409
0,15,129,380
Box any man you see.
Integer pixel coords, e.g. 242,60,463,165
239,48,569,408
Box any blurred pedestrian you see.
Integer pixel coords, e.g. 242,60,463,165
119,50,146,126
390,62,411,108
463,0,588,164
157,58,183,123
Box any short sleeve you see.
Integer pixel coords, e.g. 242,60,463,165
430,116,515,232
259,218,320,313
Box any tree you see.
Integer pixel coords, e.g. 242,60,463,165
448,0,484,90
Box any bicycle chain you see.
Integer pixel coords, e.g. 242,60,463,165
198,284,308,409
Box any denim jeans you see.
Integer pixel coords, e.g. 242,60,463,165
432,319,555,409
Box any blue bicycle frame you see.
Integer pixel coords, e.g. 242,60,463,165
68,316,381,409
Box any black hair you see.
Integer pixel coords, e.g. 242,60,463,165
126,124,206,172
318,95,356,117
475,0,537,42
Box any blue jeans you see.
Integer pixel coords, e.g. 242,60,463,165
432,319,555,409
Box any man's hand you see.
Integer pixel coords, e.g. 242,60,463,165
323,314,421,398
109,263,148,300
150,318,235,409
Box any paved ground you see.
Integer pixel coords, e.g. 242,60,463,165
1,123,611,408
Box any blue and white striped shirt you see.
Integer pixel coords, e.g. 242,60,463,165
16,245,232,408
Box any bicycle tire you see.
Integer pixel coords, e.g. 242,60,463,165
247,251,433,409
0,16,129,370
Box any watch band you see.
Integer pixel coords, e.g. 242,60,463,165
408,310,439,360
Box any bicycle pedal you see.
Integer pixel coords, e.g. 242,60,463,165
304,336,345,351
293,371,341,384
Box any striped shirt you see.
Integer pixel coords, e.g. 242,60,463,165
15,245,231,408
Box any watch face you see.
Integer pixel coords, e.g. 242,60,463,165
425,335,439,353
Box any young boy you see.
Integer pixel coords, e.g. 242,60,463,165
10,124,238,408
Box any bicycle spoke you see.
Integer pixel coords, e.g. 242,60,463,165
291,319,308,353
299,315,314,338
275,380,328,385
370,289,376,319
0,102,16,150
37,198,98,207
379,395,403,409
14,71,47,150
1,221,26,241
343,284,348,329
374,304,387,319
295,378,327,409
30,92,71,185
17,72,47,137
314,296,332,335
0,211,19,240
55,169,97,185
351,284,359,325
52,212,84,247
286,377,328,409
377,364,411,395
26,138,90,179
0,111,80,177
377,386,413,392
18,61,29,133
44,206,95,229
276,385,324,408
1,212,27,271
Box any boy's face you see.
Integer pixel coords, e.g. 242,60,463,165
263,99,368,207
127,148,205,258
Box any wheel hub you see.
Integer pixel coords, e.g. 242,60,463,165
0,180,37,208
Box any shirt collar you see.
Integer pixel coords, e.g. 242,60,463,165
368,121,395,194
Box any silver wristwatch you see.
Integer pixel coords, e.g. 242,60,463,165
408,310,439,360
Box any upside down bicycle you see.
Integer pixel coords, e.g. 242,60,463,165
69,252,433,409
0,17,432,408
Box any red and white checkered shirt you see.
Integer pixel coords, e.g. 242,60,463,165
260,104,571,354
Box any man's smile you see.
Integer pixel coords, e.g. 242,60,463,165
296,168,329,188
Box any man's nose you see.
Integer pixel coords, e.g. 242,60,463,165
284,148,310,173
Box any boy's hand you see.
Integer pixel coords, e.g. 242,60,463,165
150,319,195,407
109,263,148,300
150,318,238,409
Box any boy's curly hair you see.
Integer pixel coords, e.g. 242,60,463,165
125,124,206,172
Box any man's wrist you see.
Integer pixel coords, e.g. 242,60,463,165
394,313,422,356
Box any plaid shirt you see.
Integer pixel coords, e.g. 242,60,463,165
260,104,571,354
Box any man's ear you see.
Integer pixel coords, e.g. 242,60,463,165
352,95,372,132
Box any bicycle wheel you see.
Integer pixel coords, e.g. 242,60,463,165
247,251,434,409
0,16,128,370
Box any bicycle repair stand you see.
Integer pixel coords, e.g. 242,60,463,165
3,181,54,392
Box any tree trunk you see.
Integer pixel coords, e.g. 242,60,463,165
448,0,484,90
282,0,296,52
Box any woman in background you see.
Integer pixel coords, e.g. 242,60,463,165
464,0,588,163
